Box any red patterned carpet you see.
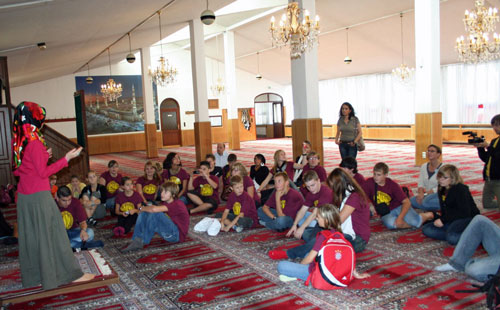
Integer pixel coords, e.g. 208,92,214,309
1,139,496,309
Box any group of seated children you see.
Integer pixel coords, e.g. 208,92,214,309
49,141,496,288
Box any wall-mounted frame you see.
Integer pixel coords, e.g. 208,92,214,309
209,115,222,127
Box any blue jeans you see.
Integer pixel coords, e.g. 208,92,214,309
178,195,189,205
422,217,473,245
105,197,116,214
339,142,357,159
410,193,440,211
381,205,422,229
257,207,293,231
449,215,500,282
132,212,179,244
297,211,317,228
277,261,310,281
67,228,94,248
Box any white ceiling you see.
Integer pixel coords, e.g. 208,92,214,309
1,0,499,87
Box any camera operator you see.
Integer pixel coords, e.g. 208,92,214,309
474,114,500,210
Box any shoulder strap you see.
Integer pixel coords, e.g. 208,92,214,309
320,230,334,240
374,182,378,203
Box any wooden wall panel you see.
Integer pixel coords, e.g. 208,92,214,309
144,123,158,158
194,122,212,164
415,113,442,166
266,125,274,138
181,130,195,146
228,118,240,150
291,118,324,166
238,109,256,142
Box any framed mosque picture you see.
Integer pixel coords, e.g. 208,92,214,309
75,75,158,135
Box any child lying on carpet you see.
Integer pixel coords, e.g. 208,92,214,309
276,204,370,284
215,175,259,232
122,182,190,252
113,177,145,236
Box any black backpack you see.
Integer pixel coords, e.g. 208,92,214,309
456,266,500,310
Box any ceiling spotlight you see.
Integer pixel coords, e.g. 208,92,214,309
200,0,215,25
86,76,94,84
255,74,263,80
126,33,136,63
37,42,46,50
344,56,352,64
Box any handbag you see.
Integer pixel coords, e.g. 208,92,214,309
355,118,365,152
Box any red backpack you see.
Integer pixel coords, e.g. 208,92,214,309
305,230,355,290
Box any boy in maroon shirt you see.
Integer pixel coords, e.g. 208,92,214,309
122,182,190,252
114,177,146,236
187,161,220,214
216,175,258,232
257,172,304,231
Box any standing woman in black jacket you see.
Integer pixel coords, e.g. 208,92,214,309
422,165,479,245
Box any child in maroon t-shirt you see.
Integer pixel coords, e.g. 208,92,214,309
99,160,123,215
114,177,145,236
187,161,220,214
122,181,190,252
136,161,162,202
216,175,259,232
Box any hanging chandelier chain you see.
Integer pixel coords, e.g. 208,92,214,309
128,33,132,52
158,11,164,58
346,28,349,55
400,13,404,64
107,48,112,77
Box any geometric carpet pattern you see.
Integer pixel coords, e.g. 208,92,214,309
1,139,494,309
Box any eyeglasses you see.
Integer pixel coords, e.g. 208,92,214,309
309,157,319,160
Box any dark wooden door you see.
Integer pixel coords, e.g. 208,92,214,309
160,99,181,146
0,106,13,185
272,102,284,138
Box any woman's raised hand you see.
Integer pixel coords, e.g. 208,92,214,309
65,147,83,162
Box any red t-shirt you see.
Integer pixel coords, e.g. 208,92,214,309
192,175,220,204
136,176,160,201
242,175,259,203
163,200,190,242
14,140,68,195
162,168,190,193
58,197,87,230
265,188,304,218
345,192,370,243
304,185,333,209
115,191,143,213
226,191,258,228
353,173,366,187
101,171,123,198
303,165,327,182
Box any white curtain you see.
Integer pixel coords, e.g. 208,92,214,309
283,60,500,125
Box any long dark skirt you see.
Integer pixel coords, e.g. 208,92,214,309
17,191,83,290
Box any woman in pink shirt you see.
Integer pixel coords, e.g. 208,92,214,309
12,102,93,290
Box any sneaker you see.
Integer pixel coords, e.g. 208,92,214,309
233,225,243,233
122,238,144,252
194,217,214,232
207,219,221,236
87,217,97,226
268,250,288,260
434,263,457,272
279,275,297,282
113,226,125,237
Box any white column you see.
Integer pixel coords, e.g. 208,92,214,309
290,0,320,119
415,0,440,113
189,18,209,122
140,47,155,123
223,31,237,119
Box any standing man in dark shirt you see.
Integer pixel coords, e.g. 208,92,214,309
475,114,500,210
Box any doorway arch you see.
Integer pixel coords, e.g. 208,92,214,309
160,98,181,146
254,93,284,138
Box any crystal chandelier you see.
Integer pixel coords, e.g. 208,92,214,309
456,0,500,63
270,2,320,59
101,48,122,101
392,13,414,82
210,35,225,96
149,11,178,86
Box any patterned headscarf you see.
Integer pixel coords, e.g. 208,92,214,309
12,101,47,169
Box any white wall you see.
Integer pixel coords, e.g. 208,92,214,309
11,48,286,137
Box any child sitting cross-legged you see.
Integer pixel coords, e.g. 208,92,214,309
113,177,146,236
215,175,259,232
122,182,190,252
277,204,370,283
187,161,220,214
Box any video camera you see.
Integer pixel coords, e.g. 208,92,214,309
462,131,485,144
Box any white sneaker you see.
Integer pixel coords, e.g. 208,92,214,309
434,263,457,272
207,219,222,236
194,217,214,232
279,275,297,282
233,225,243,233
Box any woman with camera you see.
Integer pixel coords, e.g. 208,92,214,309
335,102,362,159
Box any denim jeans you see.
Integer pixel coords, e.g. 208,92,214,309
483,179,500,209
277,261,310,281
339,142,358,159
449,215,500,282
178,195,189,206
297,211,317,228
67,228,94,248
381,205,422,229
422,217,473,245
105,197,116,214
132,212,179,245
257,207,293,231
410,193,440,211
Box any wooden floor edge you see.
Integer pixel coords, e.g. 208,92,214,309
0,274,119,306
